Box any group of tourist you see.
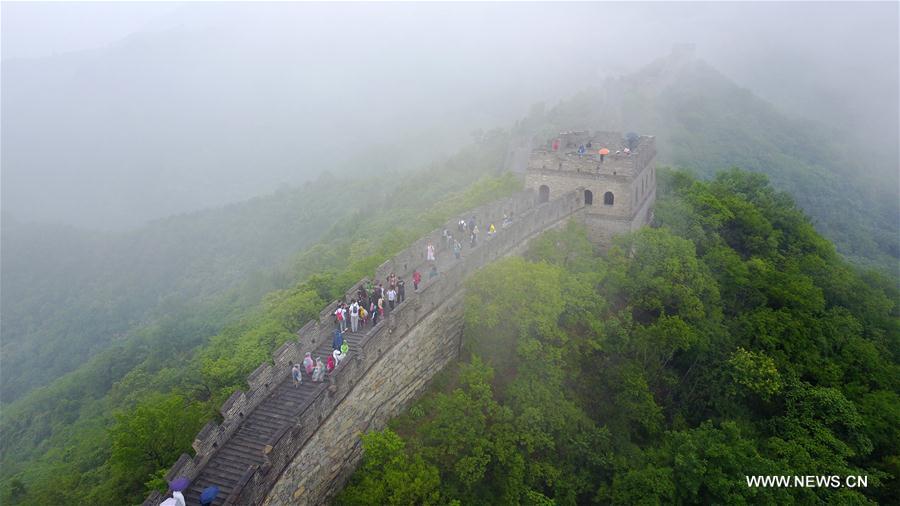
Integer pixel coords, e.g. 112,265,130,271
156,211,517,505
290,275,409,386
455,216,480,248
552,137,633,164
448,213,507,251
291,341,350,386
289,212,513,386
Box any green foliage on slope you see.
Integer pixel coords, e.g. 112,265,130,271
337,168,899,505
0,132,522,505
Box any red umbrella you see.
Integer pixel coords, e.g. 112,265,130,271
598,148,610,155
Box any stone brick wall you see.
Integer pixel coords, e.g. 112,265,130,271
263,290,466,506
526,169,637,218
257,189,585,505
141,278,373,506
525,133,657,248
144,185,586,506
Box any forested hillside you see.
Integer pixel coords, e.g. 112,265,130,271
2,176,359,403
3,49,897,506
518,50,899,271
338,169,899,505
1,130,477,405
0,131,521,505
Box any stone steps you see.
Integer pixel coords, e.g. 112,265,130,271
178,263,441,505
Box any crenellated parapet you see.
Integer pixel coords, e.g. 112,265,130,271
145,186,588,506
526,131,657,247
261,189,586,505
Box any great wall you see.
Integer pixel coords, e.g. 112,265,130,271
146,131,655,506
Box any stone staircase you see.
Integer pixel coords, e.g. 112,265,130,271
145,188,585,506
184,330,367,505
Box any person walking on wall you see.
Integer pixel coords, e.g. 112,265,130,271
333,328,343,351
454,239,462,259
200,486,219,506
292,363,302,387
398,279,406,303
334,304,346,332
312,358,325,382
304,352,314,376
413,269,422,292
349,299,360,332
427,241,436,262
387,286,397,310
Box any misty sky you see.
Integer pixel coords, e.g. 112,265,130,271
2,2,897,230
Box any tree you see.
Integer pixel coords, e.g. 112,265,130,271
464,258,567,374
726,347,783,401
338,429,441,506
108,393,207,500
607,228,720,326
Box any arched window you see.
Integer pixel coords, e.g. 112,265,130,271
604,191,614,206
539,185,550,203
584,189,593,205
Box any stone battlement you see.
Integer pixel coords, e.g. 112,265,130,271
144,185,586,506
526,131,657,247
528,131,656,177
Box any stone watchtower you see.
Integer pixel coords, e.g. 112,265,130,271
525,131,657,246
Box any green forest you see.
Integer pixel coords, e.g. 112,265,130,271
0,131,520,505
2,51,898,506
0,138,472,403
337,169,899,505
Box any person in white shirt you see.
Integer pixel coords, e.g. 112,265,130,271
387,288,397,310
349,300,360,332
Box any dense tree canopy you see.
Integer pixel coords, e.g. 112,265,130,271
338,169,898,505
0,132,521,505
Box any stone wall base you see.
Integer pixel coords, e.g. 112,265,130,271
264,291,466,506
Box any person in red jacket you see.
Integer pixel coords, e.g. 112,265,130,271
413,269,422,292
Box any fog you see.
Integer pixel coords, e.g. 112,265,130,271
2,2,897,230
